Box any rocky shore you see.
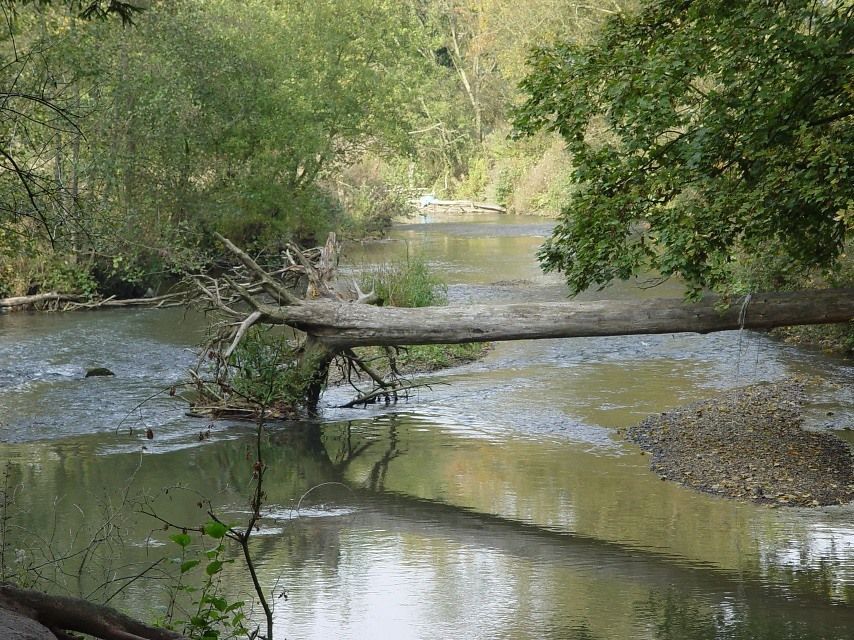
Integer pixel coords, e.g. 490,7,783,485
625,381,854,506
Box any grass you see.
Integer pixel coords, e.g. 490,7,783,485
359,254,447,308
348,254,490,376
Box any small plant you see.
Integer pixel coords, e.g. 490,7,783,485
166,524,248,640
359,254,447,308
40,257,99,298
228,328,317,409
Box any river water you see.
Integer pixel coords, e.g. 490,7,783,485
1,214,853,639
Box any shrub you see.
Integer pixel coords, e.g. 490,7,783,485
359,254,447,308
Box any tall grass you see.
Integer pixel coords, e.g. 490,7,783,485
359,254,447,308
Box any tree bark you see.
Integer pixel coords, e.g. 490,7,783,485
246,289,854,350
0,583,185,640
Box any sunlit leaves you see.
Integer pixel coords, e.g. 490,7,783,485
515,0,853,297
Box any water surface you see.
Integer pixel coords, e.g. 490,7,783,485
1,214,853,639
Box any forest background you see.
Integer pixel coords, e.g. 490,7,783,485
1,0,851,349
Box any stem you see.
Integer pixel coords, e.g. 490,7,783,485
240,408,273,639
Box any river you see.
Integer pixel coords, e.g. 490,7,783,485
1,214,853,639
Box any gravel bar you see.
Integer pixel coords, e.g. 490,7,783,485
625,381,854,506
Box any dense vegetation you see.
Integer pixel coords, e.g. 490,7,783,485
0,0,628,299
514,0,852,299
1,0,851,349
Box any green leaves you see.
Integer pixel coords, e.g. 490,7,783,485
180,559,201,574
202,521,228,540
167,522,245,639
170,533,192,548
515,0,853,297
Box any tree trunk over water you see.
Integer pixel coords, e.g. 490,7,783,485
194,235,854,414
241,289,854,349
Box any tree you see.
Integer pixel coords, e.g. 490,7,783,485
1,0,429,296
514,0,853,298
1,1,143,22
87,0,426,245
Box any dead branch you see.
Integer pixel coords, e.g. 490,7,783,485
337,381,436,409
0,292,83,309
212,232,303,306
223,310,263,359
0,291,187,312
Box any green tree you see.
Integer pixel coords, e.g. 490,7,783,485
92,0,425,246
1,0,430,296
514,0,853,297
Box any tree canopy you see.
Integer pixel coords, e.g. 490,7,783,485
514,0,853,297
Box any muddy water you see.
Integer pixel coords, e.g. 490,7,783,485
1,214,853,639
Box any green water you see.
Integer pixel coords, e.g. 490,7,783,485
1,214,853,639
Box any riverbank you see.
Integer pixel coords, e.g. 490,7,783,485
625,380,854,507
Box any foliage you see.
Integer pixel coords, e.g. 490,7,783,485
165,525,248,640
514,0,853,298
396,342,488,371
733,241,854,354
2,1,144,23
360,254,448,308
0,0,429,295
222,327,322,414
337,179,411,239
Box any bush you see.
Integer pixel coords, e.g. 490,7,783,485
359,254,447,308
224,327,321,412
338,180,411,238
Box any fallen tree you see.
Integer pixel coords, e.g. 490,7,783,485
241,288,854,349
0,582,185,640
412,198,507,214
190,233,854,414
0,292,186,311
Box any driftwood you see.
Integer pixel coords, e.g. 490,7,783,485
0,583,186,640
0,292,84,309
66,292,186,310
0,291,186,311
412,198,506,214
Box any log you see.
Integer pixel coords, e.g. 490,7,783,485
248,288,854,349
412,198,507,214
0,583,186,640
0,293,83,309
0,292,185,311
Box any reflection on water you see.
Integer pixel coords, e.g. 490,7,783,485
1,214,853,639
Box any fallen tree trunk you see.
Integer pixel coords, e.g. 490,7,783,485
193,234,854,414
0,583,185,640
238,288,854,349
0,292,84,309
0,292,186,311
412,198,507,214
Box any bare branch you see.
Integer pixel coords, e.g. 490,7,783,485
213,233,303,306
223,310,262,359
